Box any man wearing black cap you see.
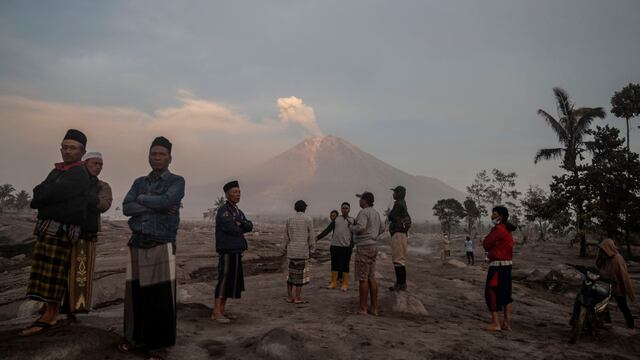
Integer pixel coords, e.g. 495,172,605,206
351,191,385,315
213,180,253,323
283,200,315,304
20,129,91,336
388,185,411,291
119,136,185,358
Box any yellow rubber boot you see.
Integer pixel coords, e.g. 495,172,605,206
341,273,349,291
327,271,338,289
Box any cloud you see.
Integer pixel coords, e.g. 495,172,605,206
277,96,323,137
0,93,319,215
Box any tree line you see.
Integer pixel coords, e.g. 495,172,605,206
0,184,32,213
433,83,640,258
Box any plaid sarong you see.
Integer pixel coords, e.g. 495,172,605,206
27,222,76,303
124,243,177,352
287,259,311,286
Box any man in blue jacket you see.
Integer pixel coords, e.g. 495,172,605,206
212,180,253,323
118,136,185,359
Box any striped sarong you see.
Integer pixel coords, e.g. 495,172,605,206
124,243,176,352
215,252,245,299
27,223,74,303
287,259,310,286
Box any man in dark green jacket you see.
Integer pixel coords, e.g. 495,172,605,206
212,180,253,323
21,129,90,336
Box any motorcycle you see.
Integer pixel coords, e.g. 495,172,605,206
567,264,612,344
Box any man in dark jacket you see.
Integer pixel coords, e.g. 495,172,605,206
212,180,253,323
62,151,112,317
119,136,185,358
388,185,411,291
21,129,91,336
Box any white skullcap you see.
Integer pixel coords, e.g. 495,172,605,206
82,152,103,161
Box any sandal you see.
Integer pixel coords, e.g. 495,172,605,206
213,316,231,324
19,319,66,337
117,342,131,353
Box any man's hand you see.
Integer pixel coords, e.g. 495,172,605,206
166,206,179,215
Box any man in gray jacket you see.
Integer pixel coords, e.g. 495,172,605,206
352,192,385,315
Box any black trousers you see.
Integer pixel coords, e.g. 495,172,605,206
615,295,635,328
330,245,352,276
466,251,474,265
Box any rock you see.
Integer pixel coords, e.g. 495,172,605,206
179,282,214,304
256,328,308,360
0,324,121,360
91,273,125,308
512,269,533,281
384,291,428,317
445,259,467,268
17,300,40,318
542,269,565,292
10,254,25,262
527,269,546,282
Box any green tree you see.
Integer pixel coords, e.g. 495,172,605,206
0,184,16,213
521,185,550,241
535,87,606,257
486,169,521,207
463,198,481,236
466,170,491,231
13,190,31,212
581,126,640,258
611,83,640,152
432,198,465,234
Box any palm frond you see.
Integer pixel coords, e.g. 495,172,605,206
552,87,573,119
575,107,606,135
537,109,569,144
534,148,564,164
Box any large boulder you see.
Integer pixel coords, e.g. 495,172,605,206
91,273,125,308
255,328,308,360
444,259,467,268
384,291,428,317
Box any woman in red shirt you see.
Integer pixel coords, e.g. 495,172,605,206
483,206,516,331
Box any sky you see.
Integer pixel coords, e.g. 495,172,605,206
1,0,639,210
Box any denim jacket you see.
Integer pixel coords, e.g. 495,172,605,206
123,170,185,247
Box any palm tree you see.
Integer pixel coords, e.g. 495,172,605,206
0,184,16,213
534,88,606,169
14,190,31,211
535,87,605,257
204,196,227,223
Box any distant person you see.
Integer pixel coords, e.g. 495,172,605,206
596,238,635,328
118,136,185,359
483,206,516,332
212,180,253,323
388,185,411,292
283,200,315,303
20,129,90,337
62,151,112,318
317,204,354,291
464,236,474,265
442,233,451,259
351,192,385,315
